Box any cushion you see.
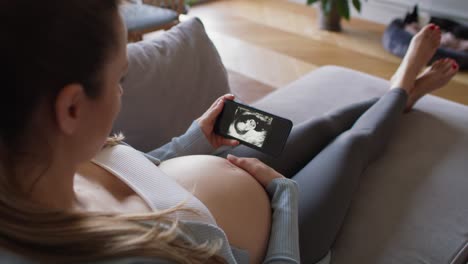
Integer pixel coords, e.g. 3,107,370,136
383,19,468,70
252,65,468,264
113,18,230,152
120,3,178,31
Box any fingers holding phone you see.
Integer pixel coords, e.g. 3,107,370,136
200,94,234,127
196,94,240,149
226,154,285,188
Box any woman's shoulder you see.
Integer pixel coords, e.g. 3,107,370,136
95,141,162,166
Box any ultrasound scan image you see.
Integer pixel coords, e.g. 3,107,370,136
227,106,273,147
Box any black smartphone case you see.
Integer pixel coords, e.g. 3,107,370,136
214,100,292,157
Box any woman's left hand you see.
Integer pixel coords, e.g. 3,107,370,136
196,94,240,149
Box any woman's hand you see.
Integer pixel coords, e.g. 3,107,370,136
226,154,285,188
196,94,240,149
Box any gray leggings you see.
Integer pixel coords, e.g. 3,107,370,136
216,88,408,263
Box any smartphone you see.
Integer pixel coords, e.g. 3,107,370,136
214,99,293,157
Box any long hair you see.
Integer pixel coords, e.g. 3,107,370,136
0,1,225,263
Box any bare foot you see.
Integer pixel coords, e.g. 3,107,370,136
405,58,459,111
390,24,441,93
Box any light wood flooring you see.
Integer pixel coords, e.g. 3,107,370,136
156,0,468,105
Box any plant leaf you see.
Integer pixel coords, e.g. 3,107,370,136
352,0,361,12
322,0,332,14
307,0,319,5
337,0,350,20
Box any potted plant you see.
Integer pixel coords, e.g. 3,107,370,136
307,0,364,32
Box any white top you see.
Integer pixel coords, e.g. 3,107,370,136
91,144,217,225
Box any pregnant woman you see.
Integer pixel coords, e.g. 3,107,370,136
0,1,458,264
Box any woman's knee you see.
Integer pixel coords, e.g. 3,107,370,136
336,129,372,147
337,128,392,163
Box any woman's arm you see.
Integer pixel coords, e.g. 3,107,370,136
263,178,300,264
145,94,239,162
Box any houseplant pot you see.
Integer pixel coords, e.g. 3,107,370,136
307,0,364,32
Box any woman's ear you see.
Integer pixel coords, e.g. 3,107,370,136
54,84,86,135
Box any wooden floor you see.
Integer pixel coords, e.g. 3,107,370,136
175,0,468,105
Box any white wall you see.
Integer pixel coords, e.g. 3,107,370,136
294,0,468,25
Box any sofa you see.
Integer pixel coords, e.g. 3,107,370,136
114,17,468,264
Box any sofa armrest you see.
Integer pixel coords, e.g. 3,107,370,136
113,17,230,152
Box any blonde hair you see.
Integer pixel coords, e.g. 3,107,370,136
0,134,226,263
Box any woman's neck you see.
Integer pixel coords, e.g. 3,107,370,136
16,149,80,211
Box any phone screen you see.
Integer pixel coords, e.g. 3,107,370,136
226,105,273,148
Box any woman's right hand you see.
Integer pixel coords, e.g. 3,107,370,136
226,154,285,188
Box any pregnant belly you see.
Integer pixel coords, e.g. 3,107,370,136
159,155,271,264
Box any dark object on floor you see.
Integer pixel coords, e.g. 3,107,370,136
403,5,419,25
382,19,468,71
430,17,468,40
403,4,468,40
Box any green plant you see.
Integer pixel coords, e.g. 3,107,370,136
307,0,363,20
185,0,198,6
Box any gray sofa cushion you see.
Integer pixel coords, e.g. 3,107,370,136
120,3,178,31
114,17,229,152
252,66,468,264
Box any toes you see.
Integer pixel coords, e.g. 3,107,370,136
426,23,438,34
442,62,453,74
421,23,435,35
431,58,451,72
439,59,458,76
413,24,432,41
417,23,441,48
432,26,441,47
428,24,441,41
432,59,445,70
451,60,459,73
443,58,453,68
